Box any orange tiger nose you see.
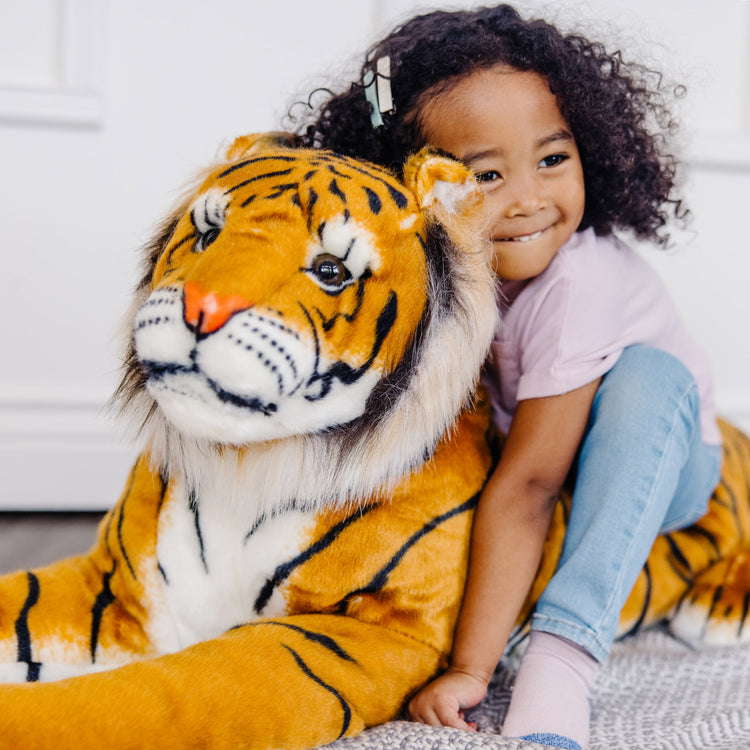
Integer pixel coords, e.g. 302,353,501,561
183,281,251,335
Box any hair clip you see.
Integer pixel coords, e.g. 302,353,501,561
363,56,394,128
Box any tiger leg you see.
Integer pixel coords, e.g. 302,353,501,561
669,552,750,645
0,613,439,750
0,457,164,683
632,419,750,645
0,554,117,683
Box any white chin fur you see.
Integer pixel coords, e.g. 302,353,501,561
146,370,379,445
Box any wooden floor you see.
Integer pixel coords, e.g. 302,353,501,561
0,512,103,574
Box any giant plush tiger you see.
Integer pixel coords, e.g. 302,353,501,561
1,133,749,750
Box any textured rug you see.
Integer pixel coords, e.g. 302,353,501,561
328,628,750,750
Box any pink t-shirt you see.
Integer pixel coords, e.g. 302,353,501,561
482,228,721,445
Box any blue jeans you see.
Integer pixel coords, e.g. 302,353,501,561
531,346,722,662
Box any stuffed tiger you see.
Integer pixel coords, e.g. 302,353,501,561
1,133,750,750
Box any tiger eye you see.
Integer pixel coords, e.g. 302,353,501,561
195,227,221,253
311,254,349,286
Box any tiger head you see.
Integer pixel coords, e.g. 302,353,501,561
117,133,496,504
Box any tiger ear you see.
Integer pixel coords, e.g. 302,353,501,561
403,147,485,237
225,132,301,161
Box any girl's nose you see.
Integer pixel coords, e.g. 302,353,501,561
505,175,548,217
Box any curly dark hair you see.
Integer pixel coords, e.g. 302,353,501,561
293,4,686,244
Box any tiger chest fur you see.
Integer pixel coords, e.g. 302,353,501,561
136,398,490,659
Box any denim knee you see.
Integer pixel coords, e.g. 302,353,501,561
605,345,695,402
590,346,700,437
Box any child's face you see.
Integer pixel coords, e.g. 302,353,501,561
419,66,586,282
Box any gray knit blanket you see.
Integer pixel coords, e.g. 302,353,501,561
328,628,750,750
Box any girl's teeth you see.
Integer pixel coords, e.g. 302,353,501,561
514,230,543,242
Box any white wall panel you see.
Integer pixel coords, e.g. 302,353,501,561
0,0,58,88
0,0,106,126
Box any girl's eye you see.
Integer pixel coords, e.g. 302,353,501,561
539,154,569,168
475,170,502,184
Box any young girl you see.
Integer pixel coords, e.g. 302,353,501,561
294,6,722,749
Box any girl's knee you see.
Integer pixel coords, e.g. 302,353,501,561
614,346,694,391
592,346,700,432
601,346,697,406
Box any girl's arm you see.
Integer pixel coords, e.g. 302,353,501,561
408,378,601,729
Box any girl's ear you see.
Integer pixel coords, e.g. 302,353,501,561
403,147,482,217
225,132,301,162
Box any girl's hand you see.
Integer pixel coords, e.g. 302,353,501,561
408,668,488,730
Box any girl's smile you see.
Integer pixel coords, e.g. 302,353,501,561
418,66,586,282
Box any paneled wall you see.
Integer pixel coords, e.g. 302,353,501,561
1,0,748,509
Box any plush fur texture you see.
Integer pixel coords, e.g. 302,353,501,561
2,135,750,750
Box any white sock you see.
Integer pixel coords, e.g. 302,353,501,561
501,630,598,750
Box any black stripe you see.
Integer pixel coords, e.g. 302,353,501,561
188,488,208,573
664,534,691,573
266,183,299,199
345,493,480,600
665,553,693,587
242,621,357,663
329,178,346,203
158,468,170,509
90,567,116,662
704,584,725,639
117,494,137,580
244,499,305,542
156,470,170,581
222,152,408,215
303,291,398,403
225,168,295,194
384,183,408,209
714,477,738,518
335,158,409,208
363,186,382,214
740,592,750,638
619,562,652,639
219,155,297,179
282,645,352,740
166,232,197,258
109,464,138,580
312,273,368,329
15,571,41,681
338,296,430,444
254,503,379,614
307,187,319,213
680,524,721,559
